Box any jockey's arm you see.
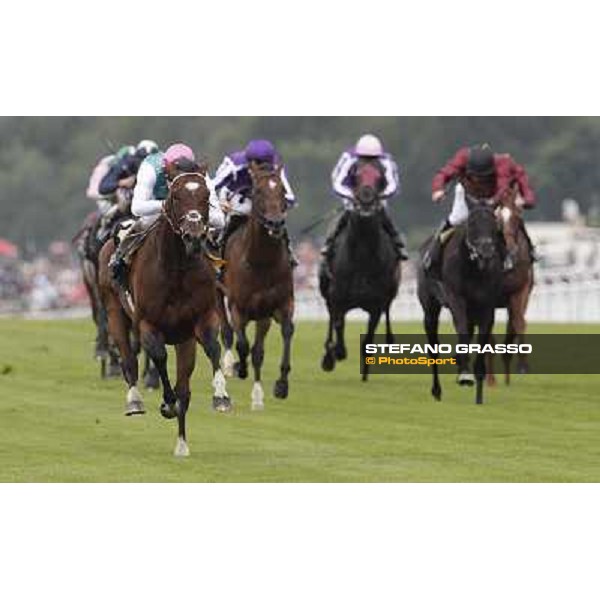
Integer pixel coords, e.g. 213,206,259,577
431,147,469,201
331,152,356,201
281,167,297,209
380,156,401,199
207,176,226,229
512,162,536,209
131,161,162,218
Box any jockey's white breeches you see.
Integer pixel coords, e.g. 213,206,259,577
448,184,469,227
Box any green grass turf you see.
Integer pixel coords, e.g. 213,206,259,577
0,318,598,482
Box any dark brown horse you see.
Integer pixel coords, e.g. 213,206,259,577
418,198,504,404
220,163,295,410
487,187,535,385
99,169,231,456
319,160,401,381
74,211,121,379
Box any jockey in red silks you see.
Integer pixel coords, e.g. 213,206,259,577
424,143,536,271
322,134,409,262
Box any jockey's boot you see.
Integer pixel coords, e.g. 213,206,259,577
219,214,247,256
380,211,409,261
320,210,350,263
108,220,145,289
423,218,451,274
521,222,539,263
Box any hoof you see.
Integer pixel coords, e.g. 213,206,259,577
486,375,497,387
124,400,145,416
174,437,190,458
273,379,288,399
457,372,475,386
213,396,232,413
517,364,529,375
321,353,335,372
160,402,177,420
432,387,442,401
334,346,347,361
234,362,248,380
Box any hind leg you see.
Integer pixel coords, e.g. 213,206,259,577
322,304,339,372
274,303,295,399
250,318,271,411
230,306,250,380
139,322,178,419
362,310,382,382
334,313,347,361
423,298,443,400
218,289,236,378
105,294,144,415
196,309,232,413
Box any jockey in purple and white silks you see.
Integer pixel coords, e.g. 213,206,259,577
213,139,298,263
322,134,408,261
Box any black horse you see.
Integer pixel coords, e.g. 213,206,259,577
319,161,401,381
417,199,504,404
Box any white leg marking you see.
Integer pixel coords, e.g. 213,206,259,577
174,437,190,458
222,349,235,378
251,381,265,411
127,386,143,403
213,369,228,398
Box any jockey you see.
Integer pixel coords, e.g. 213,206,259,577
96,140,160,239
109,143,225,286
213,139,297,264
322,134,409,262
423,143,536,272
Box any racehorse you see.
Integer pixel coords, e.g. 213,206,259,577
417,197,504,404
73,211,121,379
98,169,231,457
486,186,535,385
220,163,295,410
319,160,401,381
74,203,160,387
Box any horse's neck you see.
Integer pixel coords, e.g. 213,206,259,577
153,219,188,269
243,218,284,266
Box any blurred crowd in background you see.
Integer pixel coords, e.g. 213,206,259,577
0,237,325,314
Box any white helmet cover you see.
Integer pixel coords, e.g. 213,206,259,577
355,134,384,157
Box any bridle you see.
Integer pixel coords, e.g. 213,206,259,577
465,201,500,264
162,172,209,237
250,172,287,239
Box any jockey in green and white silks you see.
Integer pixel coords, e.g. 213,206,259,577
109,143,225,285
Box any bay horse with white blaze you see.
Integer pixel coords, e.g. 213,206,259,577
220,163,295,410
319,160,401,381
99,168,231,456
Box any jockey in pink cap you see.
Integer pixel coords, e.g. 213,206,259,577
109,142,225,286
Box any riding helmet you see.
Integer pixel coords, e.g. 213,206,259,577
245,139,276,164
466,144,495,177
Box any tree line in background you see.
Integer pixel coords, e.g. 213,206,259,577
1,116,599,253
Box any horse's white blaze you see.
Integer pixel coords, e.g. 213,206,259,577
213,369,228,398
269,179,277,190
500,206,511,225
127,386,143,404
222,349,235,378
174,437,190,457
185,182,200,192
251,382,265,411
